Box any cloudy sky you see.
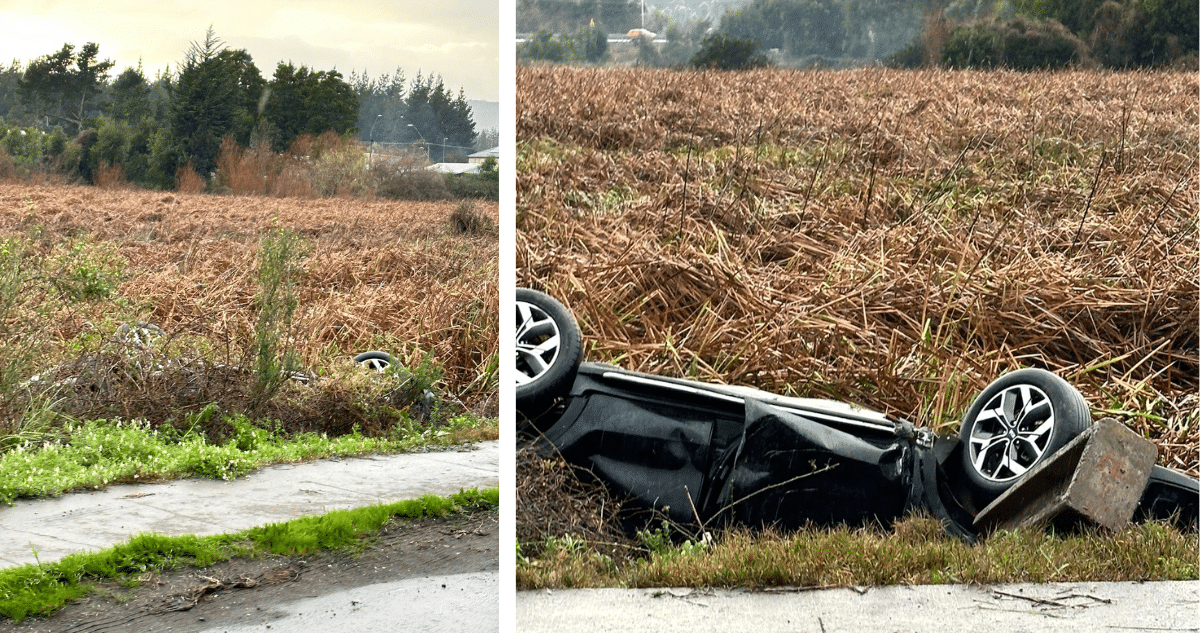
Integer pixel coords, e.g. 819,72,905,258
0,0,500,102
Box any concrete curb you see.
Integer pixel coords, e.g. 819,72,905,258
517,581,1200,632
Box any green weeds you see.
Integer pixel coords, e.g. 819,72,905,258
0,232,125,425
0,487,498,621
0,412,495,504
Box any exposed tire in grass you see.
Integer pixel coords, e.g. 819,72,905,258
515,288,582,417
354,351,396,372
958,368,1092,507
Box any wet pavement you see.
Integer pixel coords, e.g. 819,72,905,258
517,580,1200,632
0,441,499,569
195,571,498,633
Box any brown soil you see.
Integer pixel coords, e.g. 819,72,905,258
0,509,498,633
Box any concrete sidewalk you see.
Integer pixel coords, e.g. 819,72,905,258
0,441,499,569
517,581,1200,632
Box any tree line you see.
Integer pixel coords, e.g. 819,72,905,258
516,0,1196,70
0,28,483,191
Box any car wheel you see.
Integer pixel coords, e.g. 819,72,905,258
116,322,165,348
354,351,396,372
958,368,1092,507
515,288,582,415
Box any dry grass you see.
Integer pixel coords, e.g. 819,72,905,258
0,183,499,425
93,162,129,190
517,67,1197,475
516,444,639,565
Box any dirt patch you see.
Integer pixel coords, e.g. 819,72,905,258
0,509,498,633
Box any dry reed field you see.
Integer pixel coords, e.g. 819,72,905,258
0,183,498,430
517,67,1197,475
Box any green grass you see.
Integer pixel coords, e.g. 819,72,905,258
0,413,497,505
517,515,1199,589
0,487,499,621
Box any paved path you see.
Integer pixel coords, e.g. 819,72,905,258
196,571,498,633
517,581,1199,632
0,441,499,569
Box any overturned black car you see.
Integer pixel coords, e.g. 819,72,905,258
516,288,1198,540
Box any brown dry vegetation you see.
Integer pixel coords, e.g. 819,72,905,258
0,183,498,432
517,67,1197,475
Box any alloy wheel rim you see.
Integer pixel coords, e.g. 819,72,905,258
515,300,561,385
967,384,1056,483
359,358,390,372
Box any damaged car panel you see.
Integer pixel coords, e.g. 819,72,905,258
516,288,1199,538
538,361,976,538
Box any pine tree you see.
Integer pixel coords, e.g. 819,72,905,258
170,27,237,177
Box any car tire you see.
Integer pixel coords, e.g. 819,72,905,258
958,368,1092,507
115,322,165,348
516,288,582,416
354,351,396,372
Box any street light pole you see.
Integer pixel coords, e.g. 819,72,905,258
442,137,448,163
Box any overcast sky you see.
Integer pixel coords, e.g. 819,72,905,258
0,0,500,102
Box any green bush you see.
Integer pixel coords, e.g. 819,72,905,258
0,232,125,433
943,17,1085,69
1,127,45,170
445,168,499,201
518,31,582,64
690,33,770,70
89,118,132,179
886,38,927,69
578,21,608,63
249,228,306,412
942,22,1005,67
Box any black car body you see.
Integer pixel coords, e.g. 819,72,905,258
517,289,1198,539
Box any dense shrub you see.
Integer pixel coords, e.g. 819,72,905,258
1,127,45,171
446,173,499,201
445,157,498,201
518,31,583,64
89,118,132,181
886,40,926,69
0,148,15,180
943,17,1085,69
309,145,370,197
690,33,770,70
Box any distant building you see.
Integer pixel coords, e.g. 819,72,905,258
469,147,500,164
429,162,482,174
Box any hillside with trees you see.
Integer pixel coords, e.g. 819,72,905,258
0,28,492,198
